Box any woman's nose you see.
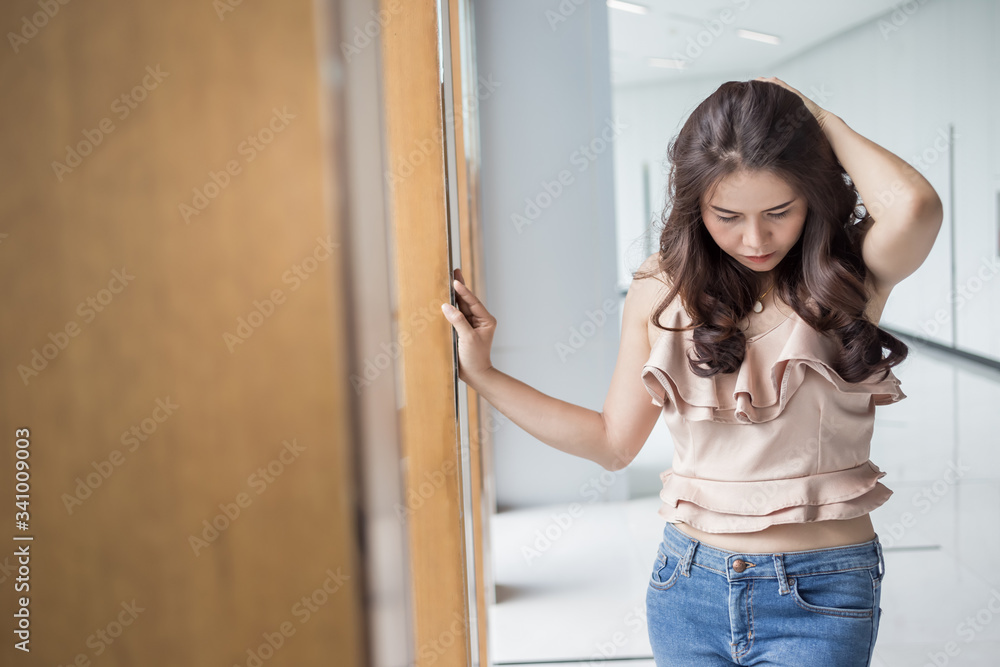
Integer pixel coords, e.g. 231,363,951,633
743,219,769,249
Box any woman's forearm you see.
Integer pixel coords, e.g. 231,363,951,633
820,113,940,220
466,366,617,470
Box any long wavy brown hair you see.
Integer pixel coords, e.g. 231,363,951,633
632,79,907,383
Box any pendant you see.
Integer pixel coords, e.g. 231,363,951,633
753,300,763,313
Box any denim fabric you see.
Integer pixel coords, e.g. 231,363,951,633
646,521,885,666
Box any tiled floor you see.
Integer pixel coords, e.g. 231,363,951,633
487,338,1000,665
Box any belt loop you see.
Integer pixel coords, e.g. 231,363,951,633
680,539,698,577
773,553,790,595
875,539,885,578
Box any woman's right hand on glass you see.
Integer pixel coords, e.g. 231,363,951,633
440,267,496,385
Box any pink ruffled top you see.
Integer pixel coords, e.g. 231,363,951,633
641,292,906,534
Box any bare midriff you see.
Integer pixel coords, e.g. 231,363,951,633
671,514,877,554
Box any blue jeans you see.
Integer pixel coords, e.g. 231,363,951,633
646,521,885,666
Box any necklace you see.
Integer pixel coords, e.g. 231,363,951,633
753,280,775,313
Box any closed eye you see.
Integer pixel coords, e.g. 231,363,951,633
717,210,790,223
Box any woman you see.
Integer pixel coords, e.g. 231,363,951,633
441,77,942,665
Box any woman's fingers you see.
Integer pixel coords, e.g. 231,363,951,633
452,278,493,326
441,301,475,338
452,279,475,321
755,76,826,125
443,270,487,333
450,269,475,319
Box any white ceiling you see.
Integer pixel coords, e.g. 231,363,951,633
607,0,905,87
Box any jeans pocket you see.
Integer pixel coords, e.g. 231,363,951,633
649,545,682,591
789,568,875,618
869,562,884,590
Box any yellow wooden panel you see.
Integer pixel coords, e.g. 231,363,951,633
0,0,364,664
380,0,474,664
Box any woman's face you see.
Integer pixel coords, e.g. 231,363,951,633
700,169,807,276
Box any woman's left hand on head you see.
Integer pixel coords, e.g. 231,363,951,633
754,76,830,128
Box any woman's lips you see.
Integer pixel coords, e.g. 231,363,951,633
745,252,774,263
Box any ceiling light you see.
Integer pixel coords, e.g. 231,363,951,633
736,29,781,45
607,1,649,15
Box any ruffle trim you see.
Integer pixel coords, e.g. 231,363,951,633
656,461,892,534
641,307,906,424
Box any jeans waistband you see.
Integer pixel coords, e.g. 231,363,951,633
661,521,885,592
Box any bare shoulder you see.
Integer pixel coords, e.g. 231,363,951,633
629,253,676,347
857,216,908,326
862,277,893,327
857,223,893,326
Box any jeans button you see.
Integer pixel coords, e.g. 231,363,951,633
733,559,747,573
